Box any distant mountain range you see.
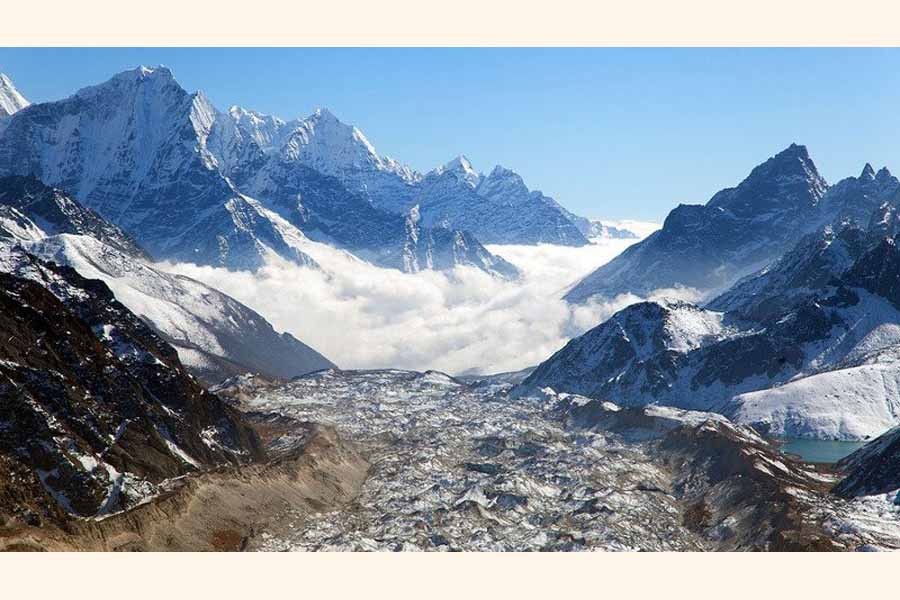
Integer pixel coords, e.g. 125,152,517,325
519,199,900,441
565,144,899,303
0,67,628,278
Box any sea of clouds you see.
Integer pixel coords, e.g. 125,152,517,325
166,224,702,376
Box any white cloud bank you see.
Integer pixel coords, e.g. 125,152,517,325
165,227,693,376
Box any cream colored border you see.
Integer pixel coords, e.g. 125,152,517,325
3,552,899,597
1,0,900,45
3,1,900,597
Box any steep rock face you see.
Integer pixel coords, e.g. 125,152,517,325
0,67,318,270
520,215,900,440
0,248,263,525
0,175,148,259
565,144,831,303
835,425,900,497
0,72,30,128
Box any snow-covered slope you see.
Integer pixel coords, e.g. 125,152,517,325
0,68,514,276
565,145,895,304
212,101,592,246
0,73,29,119
13,234,335,384
520,216,900,440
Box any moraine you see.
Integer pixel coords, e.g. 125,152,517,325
216,369,900,551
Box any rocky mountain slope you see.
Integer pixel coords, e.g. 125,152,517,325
20,235,336,384
0,177,335,384
0,248,264,526
565,145,899,303
519,212,900,441
0,68,516,277
834,424,900,498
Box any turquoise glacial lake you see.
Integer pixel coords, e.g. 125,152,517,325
778,438,868,464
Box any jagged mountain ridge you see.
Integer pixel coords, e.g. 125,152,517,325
0,68,516,277
565,145,900,303
0,73,29,117
518,209,900,440
0,175,148,259
211,102,592,246
403,159,589,246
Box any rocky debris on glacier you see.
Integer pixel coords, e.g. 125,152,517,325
0,249,264,528
218,369,900,551
565,145,899,303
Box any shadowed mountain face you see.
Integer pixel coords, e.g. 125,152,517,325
565,145,899,303
0,68,517,277
0,175,149,259
0,177,335,385
835,425,900,498
520,209,900,441
0,249,264,524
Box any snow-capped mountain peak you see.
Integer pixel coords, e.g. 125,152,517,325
860,162,876,180
278,107,419,184
434,155,481,188
875,166,894,183
476,165,531,203
0,73,30,118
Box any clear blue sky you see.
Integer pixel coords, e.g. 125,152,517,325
1,48,899,221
